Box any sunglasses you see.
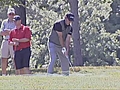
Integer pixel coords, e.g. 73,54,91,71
9,13,15,15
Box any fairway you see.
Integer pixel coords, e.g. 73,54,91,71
0,66,120,90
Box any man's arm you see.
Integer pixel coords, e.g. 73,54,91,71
65,34,71,56
65,27,73,56
66,34,71,51
0,21,10,36
0,30,10,36
12,38,30,42
53,22,65,47
56,31,65,47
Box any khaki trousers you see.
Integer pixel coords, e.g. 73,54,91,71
1,40,14,58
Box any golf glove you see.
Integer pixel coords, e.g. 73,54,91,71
62,47,66,54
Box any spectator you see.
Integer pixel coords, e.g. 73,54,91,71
0,8,15,76
9,15,32,75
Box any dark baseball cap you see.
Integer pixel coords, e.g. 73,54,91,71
66,13,74,21
13,15,21,21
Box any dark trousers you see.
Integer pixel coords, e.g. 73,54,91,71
14,47,31,69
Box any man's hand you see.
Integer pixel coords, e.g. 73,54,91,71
13,42,19,46
0,30,10,36
4,29,10,35
12,38,19,46
9,41,19,46
62,47,66,54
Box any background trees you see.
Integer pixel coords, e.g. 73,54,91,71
0,0,120,68
14,0,26,25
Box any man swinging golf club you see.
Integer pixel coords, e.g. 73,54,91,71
47,13,74,76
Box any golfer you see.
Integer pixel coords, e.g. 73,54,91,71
47,13,74,76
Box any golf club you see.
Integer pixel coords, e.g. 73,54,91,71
65,56,75,72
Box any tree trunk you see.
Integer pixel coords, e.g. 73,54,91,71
68,0,83,66
14,0,26,25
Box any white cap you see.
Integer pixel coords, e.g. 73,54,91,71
7,8,15,14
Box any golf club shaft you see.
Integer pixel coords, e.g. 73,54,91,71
66,56,75,72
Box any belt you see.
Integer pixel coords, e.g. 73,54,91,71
16,47,30,51
15,48,23,51
49,40,61,46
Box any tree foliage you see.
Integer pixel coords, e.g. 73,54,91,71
80,0,120,66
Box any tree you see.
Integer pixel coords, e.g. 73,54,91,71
14,0,26,25
79,0,119,66
68,0,83,66
0,0,26,25
104,0,120,33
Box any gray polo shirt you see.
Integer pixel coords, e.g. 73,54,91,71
0,19,15,39
49,20,72,46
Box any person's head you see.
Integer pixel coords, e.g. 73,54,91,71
13,15,21,27
7,8,15,20
65,13,74,25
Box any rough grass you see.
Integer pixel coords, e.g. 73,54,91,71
0,66,120,90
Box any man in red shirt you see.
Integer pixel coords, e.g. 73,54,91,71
9,15,32,75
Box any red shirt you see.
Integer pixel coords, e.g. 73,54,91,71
9,25,32,51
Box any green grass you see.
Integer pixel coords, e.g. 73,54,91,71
0,66,120,90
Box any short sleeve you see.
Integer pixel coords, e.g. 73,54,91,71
24,27,32,40
53,22,62,32
68,27,73,35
